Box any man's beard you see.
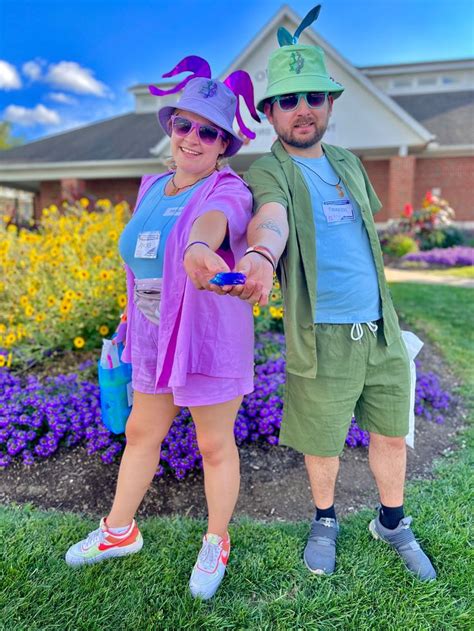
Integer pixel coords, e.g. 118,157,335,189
274,115,329,149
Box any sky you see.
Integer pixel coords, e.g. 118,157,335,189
0,0,473,142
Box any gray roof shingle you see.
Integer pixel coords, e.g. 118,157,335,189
393,91,474,145
0,112,165,163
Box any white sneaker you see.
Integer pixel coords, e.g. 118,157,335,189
65,518,143,567
189,533,230,599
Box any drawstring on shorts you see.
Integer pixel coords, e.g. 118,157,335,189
350,321,378,341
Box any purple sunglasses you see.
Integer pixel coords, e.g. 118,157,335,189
170,114,227,145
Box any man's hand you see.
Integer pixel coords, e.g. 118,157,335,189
183,243,230,292
224,252,274,305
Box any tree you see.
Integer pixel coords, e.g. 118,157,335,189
0,121,24,150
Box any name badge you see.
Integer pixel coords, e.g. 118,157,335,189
134,231,160,259
163,207,182,217
322,199,355,224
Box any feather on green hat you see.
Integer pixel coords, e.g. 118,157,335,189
257,5,344,112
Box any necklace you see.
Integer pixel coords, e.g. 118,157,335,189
169,169,215,195
295,160,345,198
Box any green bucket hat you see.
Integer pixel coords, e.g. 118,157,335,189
257,5,344,112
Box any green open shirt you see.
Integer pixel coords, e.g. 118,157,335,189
245,140,401,379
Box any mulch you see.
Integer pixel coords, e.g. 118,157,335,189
0,337,467,522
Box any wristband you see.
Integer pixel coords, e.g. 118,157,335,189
253,245,277,268
244,247,276,271
183,241,210,259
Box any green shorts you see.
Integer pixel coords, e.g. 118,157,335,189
280,322,411,457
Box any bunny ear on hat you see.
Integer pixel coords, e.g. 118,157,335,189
149,55,211,96
277,27,294,46
293,5,321,42
223,70,261,140
277,4,322,47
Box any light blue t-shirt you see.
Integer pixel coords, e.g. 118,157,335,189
293,155,381,324
119,175,203,279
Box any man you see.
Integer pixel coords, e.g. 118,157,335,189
184,7,436,581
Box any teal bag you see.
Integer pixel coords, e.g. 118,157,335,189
98,338,132,435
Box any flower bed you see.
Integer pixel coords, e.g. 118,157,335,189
0,333,452,478
0,200,130,365
402,246,474,268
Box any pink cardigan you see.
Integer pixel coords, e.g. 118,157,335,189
122,166,254,388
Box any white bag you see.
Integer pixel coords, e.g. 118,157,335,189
401,330,424,449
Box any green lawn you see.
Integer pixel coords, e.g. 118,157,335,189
431,266,474,279
1,283,473,630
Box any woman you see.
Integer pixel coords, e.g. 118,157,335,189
65,58,261,600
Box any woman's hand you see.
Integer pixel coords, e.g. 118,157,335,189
184,243,230,292
113,311,127,345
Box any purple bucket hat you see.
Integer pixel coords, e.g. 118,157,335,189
158,78,243,157
150,55,260,158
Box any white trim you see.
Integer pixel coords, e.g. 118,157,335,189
423,144,474,157
0,158,165,181
361,59,474,75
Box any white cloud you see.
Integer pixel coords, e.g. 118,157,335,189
0,60,22,89
46,61,110,97
22,60,44,81
47,91,78,105
4,104,61,127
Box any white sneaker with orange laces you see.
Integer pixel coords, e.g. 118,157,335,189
189,533,230,599
65,518,143,567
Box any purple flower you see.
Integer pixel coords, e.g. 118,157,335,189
403,246,474,268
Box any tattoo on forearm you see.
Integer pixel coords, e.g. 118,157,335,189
256,219,282,237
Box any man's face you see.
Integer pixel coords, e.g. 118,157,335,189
264,93,333,150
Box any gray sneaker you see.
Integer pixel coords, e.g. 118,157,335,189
303,516,339,575
369,511,436,581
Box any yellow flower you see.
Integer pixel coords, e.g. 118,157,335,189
78,269,90,280
274,281,280,290
73,336,85,349
28,286,37,297
278,307,284,317
20,296,29,307
24,305,34,317
253,305,261,317
47,295,56,307
0,324,6,334
269,306,277,317
35,313,46,323
65,289,75,300
60,302,72,314
79,197,90,208
42,208,50,217
99,325,109,336
99,270,111,281
108,230,118,241
5,333,16,346
117,294,127,308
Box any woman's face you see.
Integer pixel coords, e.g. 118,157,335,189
170,109,229,177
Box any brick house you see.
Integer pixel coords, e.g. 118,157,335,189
0,6,473,223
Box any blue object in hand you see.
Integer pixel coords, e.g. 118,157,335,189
209,272,247,286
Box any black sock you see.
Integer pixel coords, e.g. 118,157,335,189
380,504,404,529
316,505,336,521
